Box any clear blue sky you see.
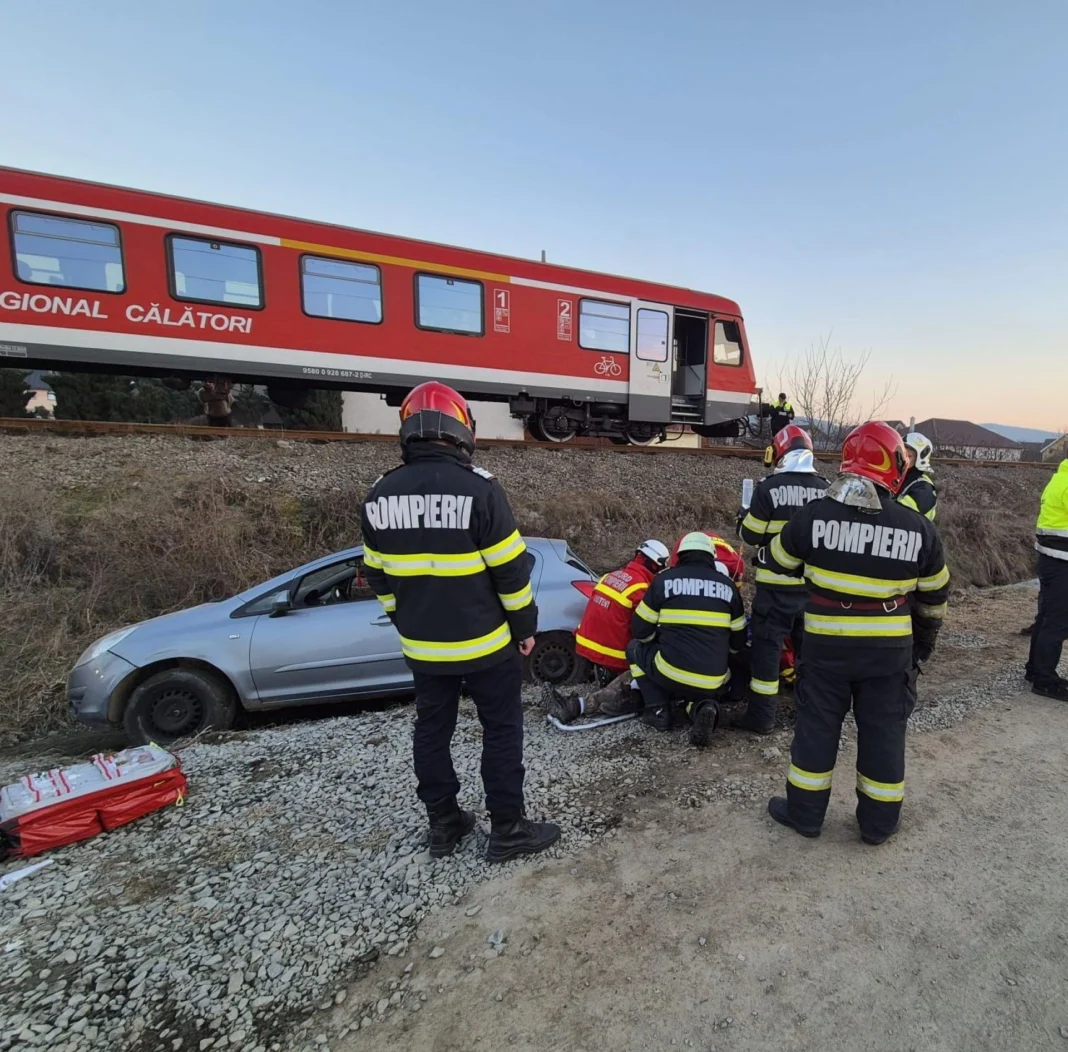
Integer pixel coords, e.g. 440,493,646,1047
6,0,1067,429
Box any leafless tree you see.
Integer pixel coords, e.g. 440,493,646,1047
769,334,897,450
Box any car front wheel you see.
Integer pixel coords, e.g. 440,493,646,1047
123,668,237,745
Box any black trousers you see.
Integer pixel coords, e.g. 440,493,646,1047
747,585,807,725
411,650,524,821
628,639,725,719
785,645,913,839
1027,554,1068,687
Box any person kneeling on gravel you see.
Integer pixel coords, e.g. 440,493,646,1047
361,382,560,863
544,538,670,725
627,532,748,747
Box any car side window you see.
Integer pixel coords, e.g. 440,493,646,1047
293,559,360,607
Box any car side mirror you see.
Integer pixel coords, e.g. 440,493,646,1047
269,594,291,618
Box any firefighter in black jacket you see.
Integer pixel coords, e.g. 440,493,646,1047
898,431,938,520
760,421,950,845
361,382,559,863
627,532,748,747
737,424,828,732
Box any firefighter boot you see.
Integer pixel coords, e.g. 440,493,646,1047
426,798,477,858
687,699,719,748
486,816,561,863
641,701,673,732
543,683,580,724
767,796,821,838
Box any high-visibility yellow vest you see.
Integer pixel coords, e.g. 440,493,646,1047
1035,460,1068,560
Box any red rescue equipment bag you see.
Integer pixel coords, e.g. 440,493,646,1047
0,746,187,860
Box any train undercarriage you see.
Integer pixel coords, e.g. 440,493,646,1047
508,396,748,445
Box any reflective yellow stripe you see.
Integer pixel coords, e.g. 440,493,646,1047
480,530,526,568
750,677,779,696
730,615,747,631
926,506,937,521
741,512,768,535
400,622,511,662
788,765,833,791
755,568,805,586
629,663,645,678
771,534,802,570
805,613,913,637
576,634,627,662
856,772,904,802
653,652,728,691
373,550,486,577
766,519,788,534
898,494,920,514
917,565,950,592
497,583,533,611
915,601,947,619
634,600,659,624
377,592,396,613
622,581,648,599
804,566,916,599
363,546,383,569
657,609,733,627
595,580,635,609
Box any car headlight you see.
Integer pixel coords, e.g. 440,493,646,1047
75,627,137,668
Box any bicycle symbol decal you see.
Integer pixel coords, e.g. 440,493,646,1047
593,355,623,377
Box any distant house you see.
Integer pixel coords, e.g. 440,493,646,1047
912,418,1024,462
1041,433,1068,463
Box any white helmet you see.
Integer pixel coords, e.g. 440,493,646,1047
904,432,933,473
636,539,670,569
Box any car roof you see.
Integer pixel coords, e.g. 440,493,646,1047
232,536,570,602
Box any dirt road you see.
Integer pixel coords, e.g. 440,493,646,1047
341,694,1068,1052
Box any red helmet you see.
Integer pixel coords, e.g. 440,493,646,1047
771,424,813,464
399,381,476,454
668,531,745,581
840,421,908,494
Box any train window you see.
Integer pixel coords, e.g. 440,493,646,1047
415,274,483,335
579,299,629,354
10,211,125,294
713,320,744,366
301,256,382,324
167,235,263,309
636,309,669,362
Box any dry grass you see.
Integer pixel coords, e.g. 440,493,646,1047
0,457,1044,741
0,479,362,741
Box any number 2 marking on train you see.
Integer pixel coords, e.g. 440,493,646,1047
557,299,573,341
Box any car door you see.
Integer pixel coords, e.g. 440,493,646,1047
247,556,411,706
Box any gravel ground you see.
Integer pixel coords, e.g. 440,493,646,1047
0,583,1056,1051
0,691,653,1052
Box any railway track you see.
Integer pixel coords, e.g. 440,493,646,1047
0,416,1053,469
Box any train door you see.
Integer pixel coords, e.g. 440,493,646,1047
671,310,709,425
628,302,674,424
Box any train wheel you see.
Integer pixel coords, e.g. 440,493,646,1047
625,423,660,446
531,411,577,443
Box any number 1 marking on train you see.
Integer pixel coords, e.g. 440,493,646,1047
494,289,510,333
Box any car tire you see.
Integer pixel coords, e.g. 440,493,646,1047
524,631,591,686
123,668,237,745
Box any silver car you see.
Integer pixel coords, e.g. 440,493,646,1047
68,538,596,744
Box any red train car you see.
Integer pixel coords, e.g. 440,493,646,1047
0,168,757,442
